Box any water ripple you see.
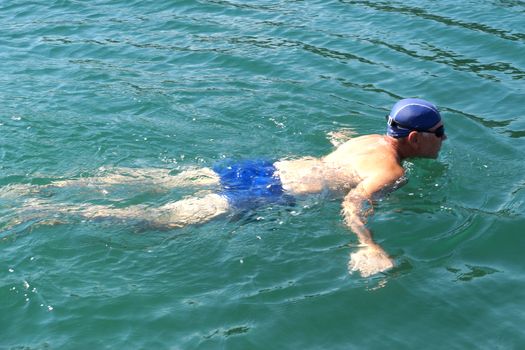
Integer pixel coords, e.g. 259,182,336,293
363,37,524,81
345,0,525,42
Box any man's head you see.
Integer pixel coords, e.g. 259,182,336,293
386,98,446,158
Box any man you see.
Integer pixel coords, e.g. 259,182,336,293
14,98,447,277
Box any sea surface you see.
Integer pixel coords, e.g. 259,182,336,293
1,1,524,349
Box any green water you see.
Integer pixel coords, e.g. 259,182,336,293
1,0,524,349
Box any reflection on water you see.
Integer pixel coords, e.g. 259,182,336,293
447,265,500,282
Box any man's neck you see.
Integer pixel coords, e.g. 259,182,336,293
385,135,414,161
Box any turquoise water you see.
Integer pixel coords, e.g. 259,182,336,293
1,0,524,348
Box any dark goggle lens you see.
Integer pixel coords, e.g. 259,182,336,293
433,125,445,138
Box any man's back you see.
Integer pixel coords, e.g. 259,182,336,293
275,134,404,197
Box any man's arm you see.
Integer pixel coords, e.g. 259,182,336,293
342,170,403,277
327,128,357,147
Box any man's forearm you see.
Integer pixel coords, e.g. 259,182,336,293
342,193,376,246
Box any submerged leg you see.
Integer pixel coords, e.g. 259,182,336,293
72,193,230,228
0,167,221,198
50,167,220,189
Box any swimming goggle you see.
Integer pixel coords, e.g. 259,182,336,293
386,115,445,138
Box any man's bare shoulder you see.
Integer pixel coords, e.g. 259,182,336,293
339,133,383,144
328,134,403,178
326,134,395,160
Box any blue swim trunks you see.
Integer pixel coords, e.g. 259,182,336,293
212,159,295,210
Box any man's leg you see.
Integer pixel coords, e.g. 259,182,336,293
49,167,221,189
79,193,230,228
0,167,221,198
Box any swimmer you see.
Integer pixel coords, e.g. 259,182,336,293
7,98,447,277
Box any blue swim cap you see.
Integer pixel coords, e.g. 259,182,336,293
386,98,441,138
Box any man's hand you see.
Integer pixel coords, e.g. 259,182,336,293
348,244,394,277
327,128,357,147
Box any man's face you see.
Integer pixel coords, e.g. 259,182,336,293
419,122,446,158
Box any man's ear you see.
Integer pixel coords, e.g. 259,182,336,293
407,131,420,148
